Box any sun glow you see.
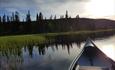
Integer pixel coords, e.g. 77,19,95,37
86,0,115,18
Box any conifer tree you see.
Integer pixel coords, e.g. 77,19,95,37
15,11,20,22
65,10,68,18
36,13,39,21
38,12,43,20
3,14,6,23
0,16,1,23
25,10,31,33
54,15,56,19
26,10,31,22
76,15,79,19
50,15,52,20
12,12,15,21
7,16,10,22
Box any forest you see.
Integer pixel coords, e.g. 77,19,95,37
0,10,115,35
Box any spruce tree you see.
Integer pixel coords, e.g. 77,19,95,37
15,11,20,22
36,13,39,21
65,10,68,19
54,15,56,20
7,16,9,22
0,16,1,23
12,12,15,21
25,10,31,33
50,15,52,20
76,15,79,19
26,10,31,22
38,12,43,20
3,14,6,23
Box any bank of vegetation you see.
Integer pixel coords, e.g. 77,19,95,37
0,10,115,36
0,29,115,48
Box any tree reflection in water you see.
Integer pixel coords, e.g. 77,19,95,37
0,31,115,70
0,42,82,70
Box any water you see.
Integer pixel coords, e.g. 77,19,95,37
1,35,115,70
94,36,115,61
0,43,84,70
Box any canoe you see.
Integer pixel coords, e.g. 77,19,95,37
69,38,115,70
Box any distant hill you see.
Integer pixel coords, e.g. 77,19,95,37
0,17,115,35
58,18,115,30
43,18,115,31
93,19,115,29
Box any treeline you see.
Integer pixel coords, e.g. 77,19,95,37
0,10,115,35
0,10,80,35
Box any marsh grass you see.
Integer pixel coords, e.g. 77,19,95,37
0,29,115,49
0,35,47,51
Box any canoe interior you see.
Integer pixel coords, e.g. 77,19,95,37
76,46,114,70
79,66,109,70
69,39,115,70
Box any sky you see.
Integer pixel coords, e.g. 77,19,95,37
0,0,115,20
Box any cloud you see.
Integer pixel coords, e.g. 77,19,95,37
0,0,89,8
0,0,88,18
1,0,114,20
34,0,88,18
0,0,38,8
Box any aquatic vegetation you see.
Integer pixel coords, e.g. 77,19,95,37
0,29,114,49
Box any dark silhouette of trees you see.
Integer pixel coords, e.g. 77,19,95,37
65,10,68,19
25,10,32,33
26,11,31,22
50,15,53,20
45,17,47,20
76,15,79,19
2,14,10,34
54,15,56,20
15,11,20,22
36,13,39,21
38,12,43,21
12,12,15,22
7,16,9,22
3,14,6,23
13,11,20,33
39,12,46,33
0,10,114,35
0,16,2,33
11,16,13,22
0,16,1,23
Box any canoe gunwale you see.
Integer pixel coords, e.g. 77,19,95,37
68,39,115,70
68,47,84,70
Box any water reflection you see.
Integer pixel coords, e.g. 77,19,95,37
1,31,115,70
101,45,115,60
0,42,82,70
95,36,115,61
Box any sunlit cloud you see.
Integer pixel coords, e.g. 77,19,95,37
85,0,115,19
0,0,115,20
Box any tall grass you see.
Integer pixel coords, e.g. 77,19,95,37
0,29,115,49
0,35,49,50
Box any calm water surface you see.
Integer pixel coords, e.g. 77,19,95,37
95,35,115,61
1,35,115,70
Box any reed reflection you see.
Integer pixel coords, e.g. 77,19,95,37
1,31,115,70
0,42,82,70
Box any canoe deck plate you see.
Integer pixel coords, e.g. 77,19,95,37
79,66,109,70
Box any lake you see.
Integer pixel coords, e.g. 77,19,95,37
1,34,115,70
